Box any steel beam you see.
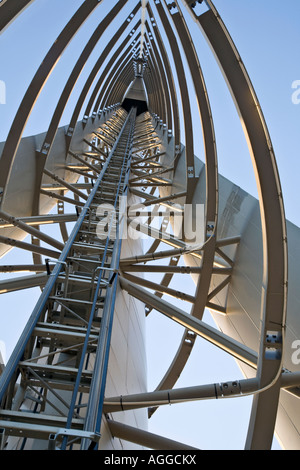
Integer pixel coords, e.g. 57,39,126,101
0,213,77,228
107,419,199,450
120,276,257,369
0,273,48,294
0,210,65,251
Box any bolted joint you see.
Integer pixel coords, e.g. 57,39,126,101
216,381,241,397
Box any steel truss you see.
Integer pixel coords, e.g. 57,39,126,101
0,0,298,451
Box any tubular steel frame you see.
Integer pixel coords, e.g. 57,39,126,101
0,0,295,451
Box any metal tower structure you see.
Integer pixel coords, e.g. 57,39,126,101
0,0,299,450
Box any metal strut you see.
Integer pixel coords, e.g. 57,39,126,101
0,107,137,450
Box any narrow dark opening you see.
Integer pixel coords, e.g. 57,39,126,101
122,98,148,116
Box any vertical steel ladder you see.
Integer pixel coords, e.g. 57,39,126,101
0,107,137,450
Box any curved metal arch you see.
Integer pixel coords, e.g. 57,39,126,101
183,0,288,449
142,36,166,122
108,62,136,108
143,40,164,114
91,31,141,111
81,5,141,121
127,30,181,314
146,2,181,152
37,1,127,158
142,60,158,115
31,1,129,218
98,35,141,110
66,15,140,144
0,0,36,33
0,0,102,198
166,1,219,317
153,0,195,183
138,2,218,410
145,24,173,133
144,27,174,126
142,31,161,115
27,2,133,273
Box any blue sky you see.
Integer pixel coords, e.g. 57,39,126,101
0,0,299,450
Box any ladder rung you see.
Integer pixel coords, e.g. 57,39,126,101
71,242,113,252
49,296,104,306
0,410,84,440
34,323,99,346
19,362,93,391
57,274,108,288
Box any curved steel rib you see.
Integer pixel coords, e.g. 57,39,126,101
0,0,102,197
147,0,219,411
186,0,288,449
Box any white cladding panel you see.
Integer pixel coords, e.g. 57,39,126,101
175,148,300,450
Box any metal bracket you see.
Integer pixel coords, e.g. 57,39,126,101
264,330,283,360
48,428,100,450
218,380,241,397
